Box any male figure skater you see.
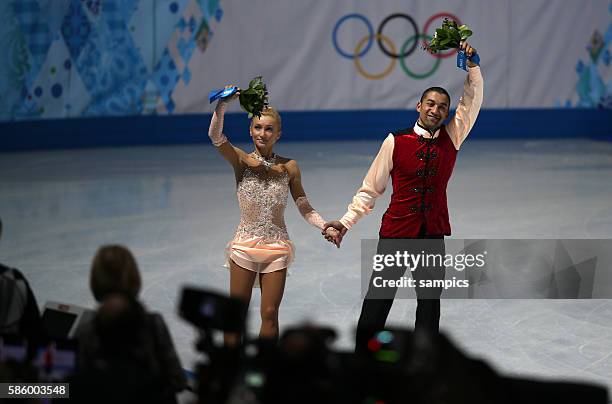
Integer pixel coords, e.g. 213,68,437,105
323,41,483,339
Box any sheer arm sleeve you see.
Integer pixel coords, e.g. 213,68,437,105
208,101,228,146
339,134,394,229
295,196,326,229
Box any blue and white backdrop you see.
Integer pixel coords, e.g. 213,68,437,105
0,0,611,145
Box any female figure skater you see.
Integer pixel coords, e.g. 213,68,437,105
208,89,339,344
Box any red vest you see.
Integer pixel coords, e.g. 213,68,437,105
379,126,458,238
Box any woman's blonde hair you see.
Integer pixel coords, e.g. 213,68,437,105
251,107,282,131
90,245,142,302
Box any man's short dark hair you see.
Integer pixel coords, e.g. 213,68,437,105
420,87,451,107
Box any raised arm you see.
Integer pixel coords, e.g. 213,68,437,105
208,94,246,170
446,42,484,150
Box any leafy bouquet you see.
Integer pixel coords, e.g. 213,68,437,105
425,18,473,54
208,76,269,118
238,76,269,118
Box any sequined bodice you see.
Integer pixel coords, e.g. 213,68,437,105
234,167,290,241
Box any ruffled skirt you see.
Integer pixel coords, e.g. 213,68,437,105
225,235,295,273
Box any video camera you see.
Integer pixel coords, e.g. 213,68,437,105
177,286,609,404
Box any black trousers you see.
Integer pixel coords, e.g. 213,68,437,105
356,227,445,340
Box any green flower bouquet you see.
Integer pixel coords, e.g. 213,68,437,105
425,18,473,54
209,76,269,118
238,76,269,118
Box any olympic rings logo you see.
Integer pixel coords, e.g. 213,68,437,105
332,12,462,80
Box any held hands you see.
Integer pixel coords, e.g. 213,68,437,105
322,221,348,248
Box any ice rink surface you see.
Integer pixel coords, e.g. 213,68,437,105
1,138,611,392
